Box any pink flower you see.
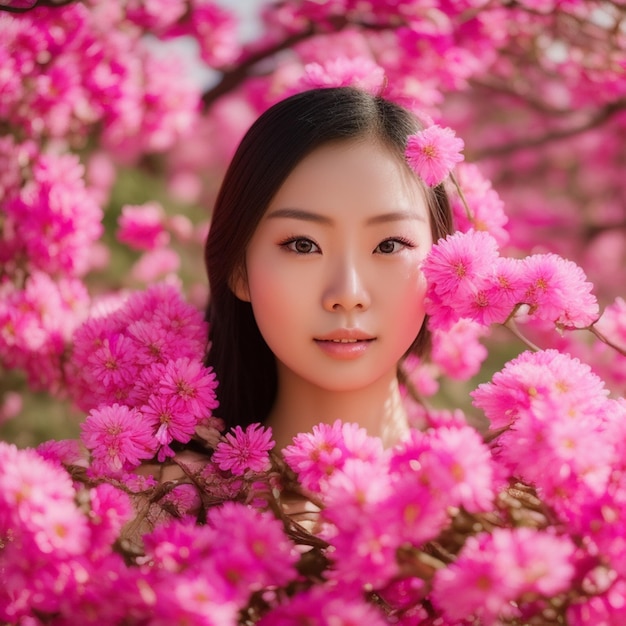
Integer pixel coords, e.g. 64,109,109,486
424,230,500,298
405,124,464,186
208,502,298,602
567,579,626,626
325,505,409,589
322,458,392,530
423,230,502,330
117,202,169,251
143,520,216,573
432,528,575,625
140,393,197,461
160,484,202,520
520,253,599,328
4,152,103,276
81,403,157,475
282,421,345,492
161,575,239,626
36,438,88,468
472,349,609,430
0,390,22,424
431,319,488,380
158,357,219,419
494,395,615,510
125,0,187,31
391,425,496,513
88,483,134,556
283,420,383,493
86,334,139,391
0,442,89,557
295,57,386,94
449,256,526,327
0,272,90,392
213,423,275,476
126,319,180,365
131,248,181,283
164,0,239,67
339,421,385,463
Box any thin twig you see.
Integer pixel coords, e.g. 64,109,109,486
503,318,542,352
449,172,473,221
588,323,626,357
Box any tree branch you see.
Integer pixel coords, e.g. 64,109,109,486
201,16,405,112
201,25,316,112
473,98,626,160
0,0,76,13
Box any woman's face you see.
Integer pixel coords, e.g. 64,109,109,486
233,138,433,393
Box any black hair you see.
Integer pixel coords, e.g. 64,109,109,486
204,87,453,429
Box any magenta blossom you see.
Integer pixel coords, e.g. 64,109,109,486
520,252,599,328
213,423,275,475
405,124,464,186
0,442,89,557
283,420,384,493
117,202,169,252
432,528,575,625
207,502,299,602
81,403,157,475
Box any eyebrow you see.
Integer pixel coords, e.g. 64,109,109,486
266,208,426,225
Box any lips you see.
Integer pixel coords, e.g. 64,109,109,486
314,329,376,360
314,329,376,342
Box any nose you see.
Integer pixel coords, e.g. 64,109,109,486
322,256,371,313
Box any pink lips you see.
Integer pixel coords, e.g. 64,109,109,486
314,329,375,360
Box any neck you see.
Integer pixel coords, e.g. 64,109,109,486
267,365,409,451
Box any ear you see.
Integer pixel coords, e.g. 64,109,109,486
229,265,251,302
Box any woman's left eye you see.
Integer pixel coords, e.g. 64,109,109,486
374,238,414,254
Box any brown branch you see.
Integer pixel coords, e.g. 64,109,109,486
468,79,574,116
0,0,77,13
473,98,626,159
201,16,406,112
201,25,316,112
584,219,626,242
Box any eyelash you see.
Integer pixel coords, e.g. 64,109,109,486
279,236,321,255
278,236,416,255
375,237,416,254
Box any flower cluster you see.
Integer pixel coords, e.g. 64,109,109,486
0,3,200,155
67,282,219,473
423,229,599,332
1,143,103,278
4,343,626,625
0,272,90,390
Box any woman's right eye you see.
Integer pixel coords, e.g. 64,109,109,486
281,238,320,254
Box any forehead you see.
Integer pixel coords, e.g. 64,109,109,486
265,139,429,220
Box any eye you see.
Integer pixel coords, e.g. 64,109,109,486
374,238,415,254
281,237,321,254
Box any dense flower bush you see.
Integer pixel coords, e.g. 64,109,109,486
2,0,626,624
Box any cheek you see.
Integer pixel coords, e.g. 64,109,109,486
384,265,429,345
245,261,308,344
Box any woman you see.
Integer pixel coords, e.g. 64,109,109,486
205,86,454,450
